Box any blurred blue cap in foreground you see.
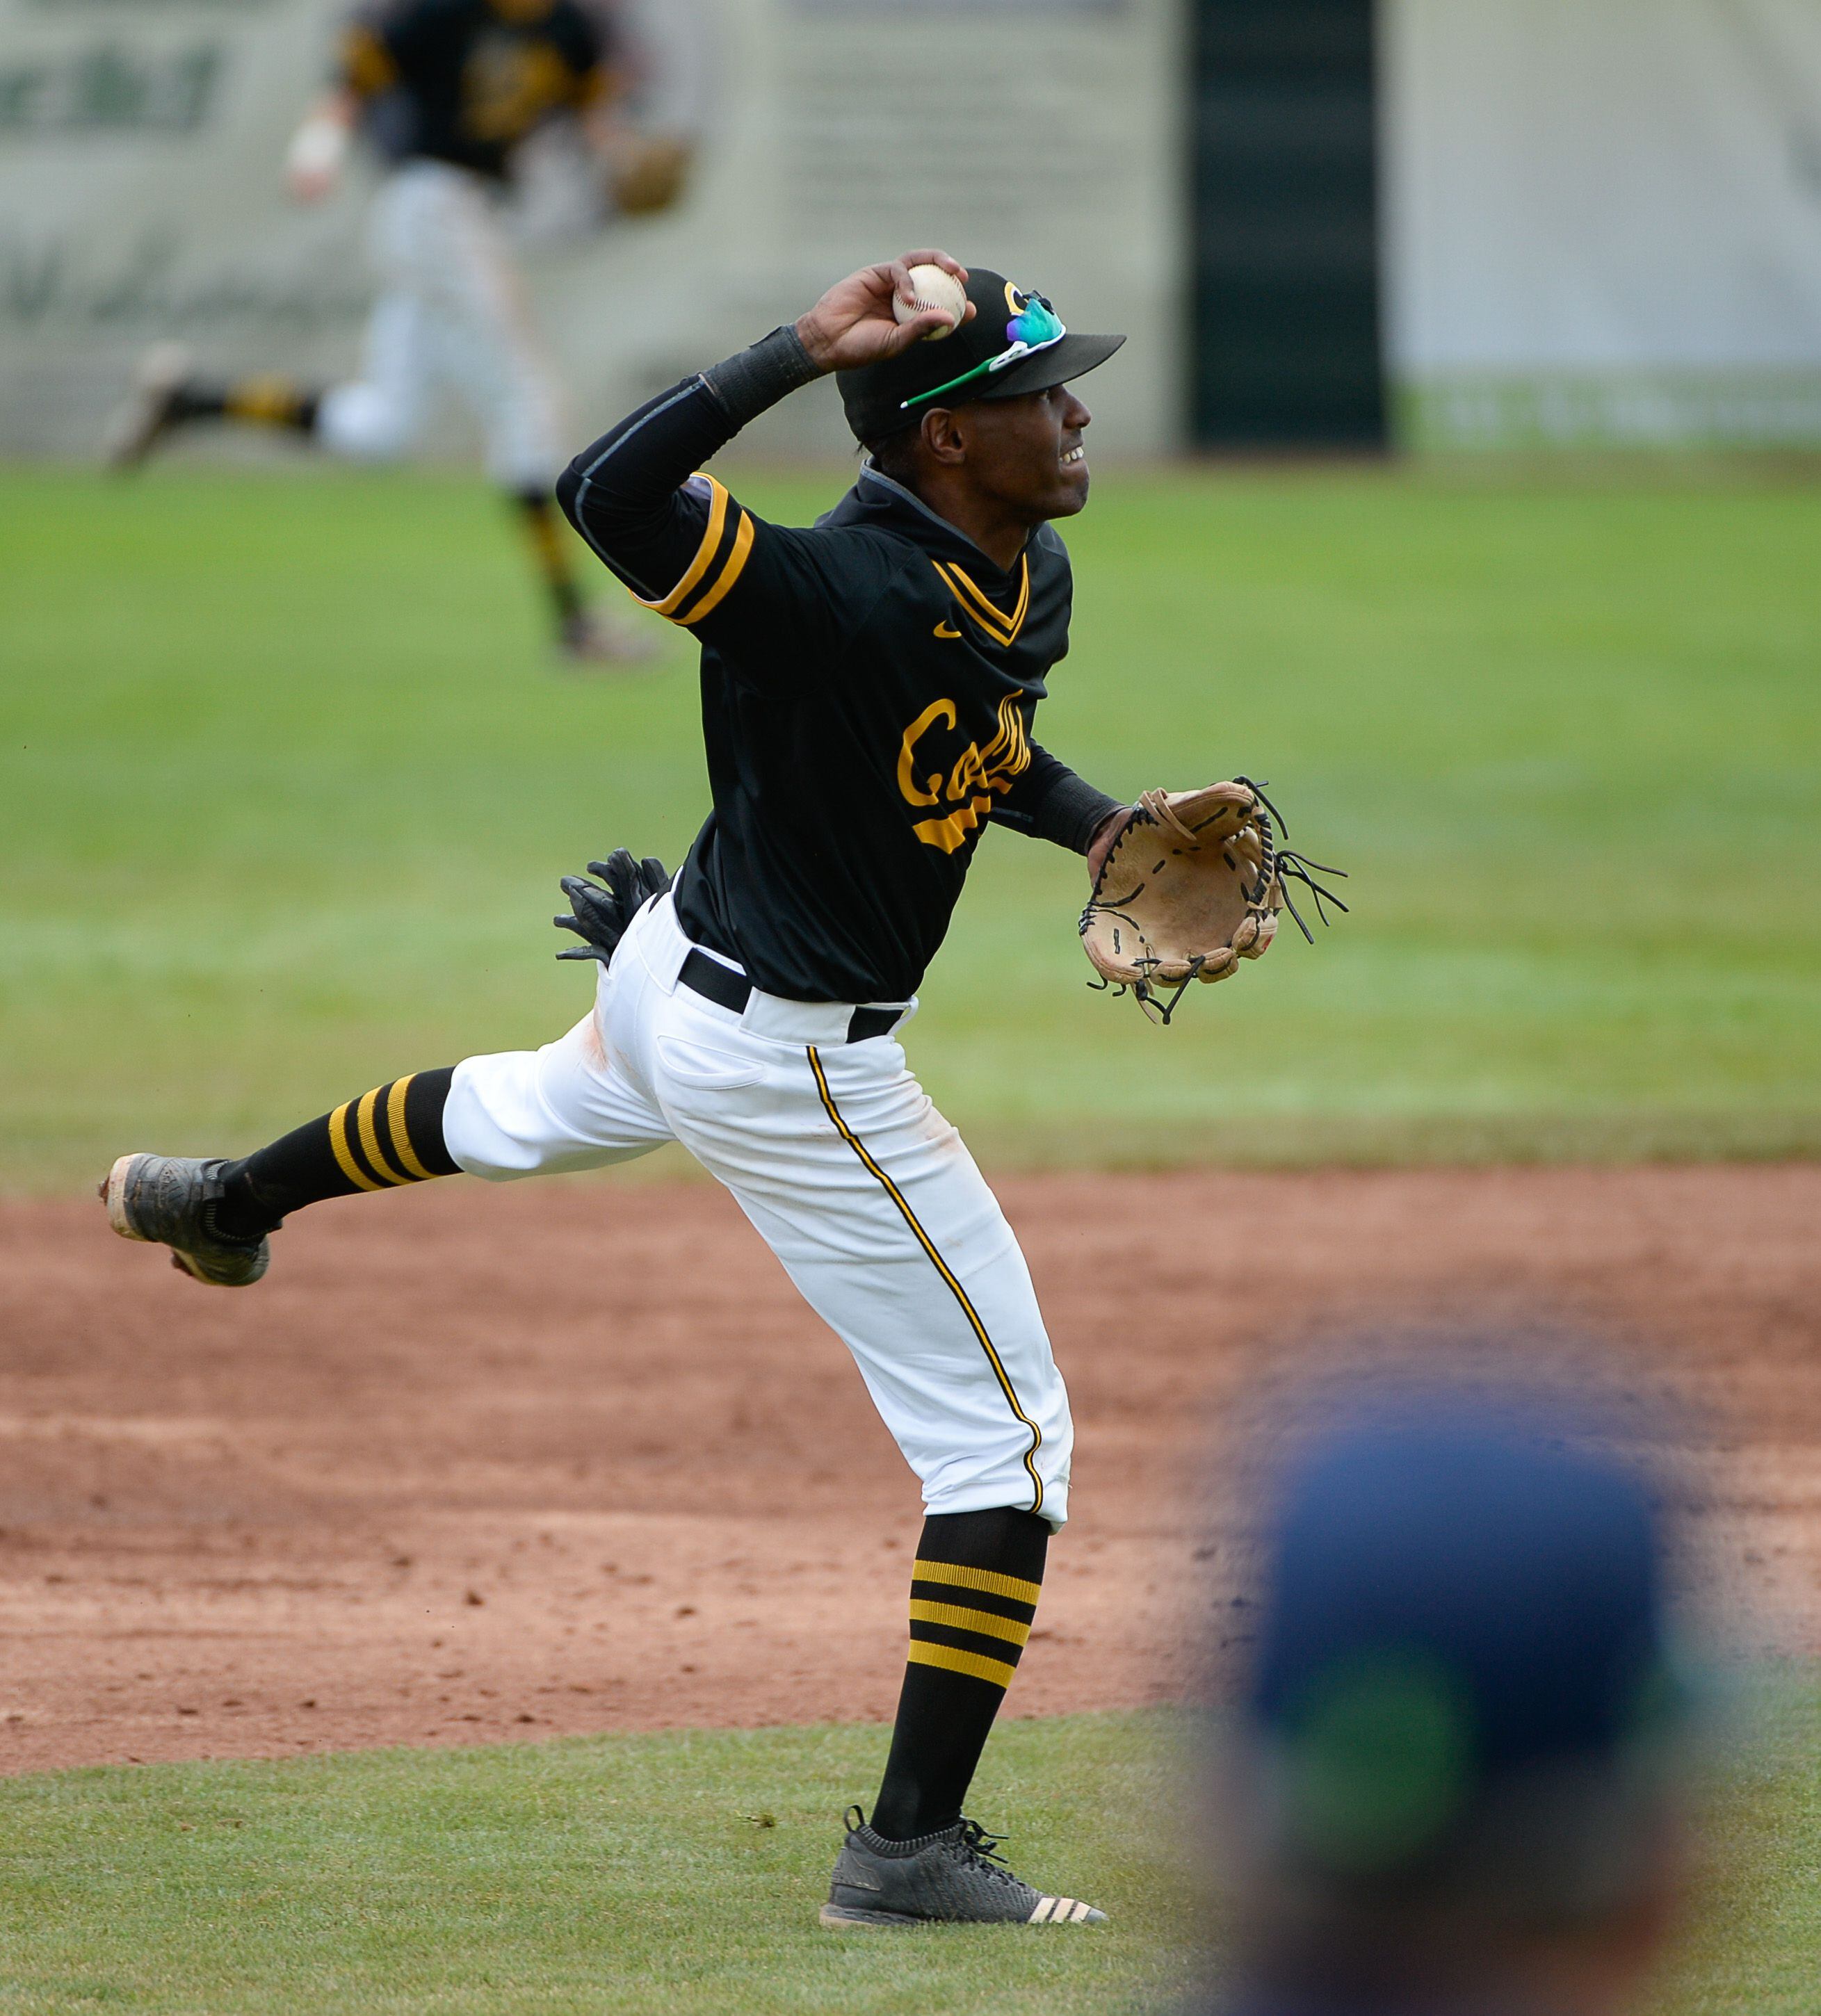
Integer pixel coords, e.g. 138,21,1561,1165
1247,1402,1675,1889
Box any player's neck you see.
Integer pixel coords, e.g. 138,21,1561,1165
900,469,1034,573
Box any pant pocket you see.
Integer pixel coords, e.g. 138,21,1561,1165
654,1034,765,1092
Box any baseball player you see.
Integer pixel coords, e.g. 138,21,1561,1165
104,250,1133,1927
104,0,685,666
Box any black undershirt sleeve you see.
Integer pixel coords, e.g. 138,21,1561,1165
556,378,746,604
557,327,889,678
555,327,818,603
994,744,1124,854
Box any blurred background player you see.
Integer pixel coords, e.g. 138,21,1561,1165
1204,1384,1694,2016
102,0,690,668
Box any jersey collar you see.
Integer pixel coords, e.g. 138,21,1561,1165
839,460,1035,581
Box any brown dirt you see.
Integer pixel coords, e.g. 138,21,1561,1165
1,1165,1816,1777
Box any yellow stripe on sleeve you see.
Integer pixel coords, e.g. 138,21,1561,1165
341,25,398,96
912,1559,1044,1607
908,1599,1032,1649
637,478,729,618
679,510,754,624
327,1102,384,1193
385,1073,435,1182
356,1087,410,1187
907,1640,1019,1690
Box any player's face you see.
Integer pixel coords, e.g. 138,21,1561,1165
960,384,1093,523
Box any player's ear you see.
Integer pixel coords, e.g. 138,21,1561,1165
921,406,966,466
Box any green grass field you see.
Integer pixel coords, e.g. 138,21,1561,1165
3,460,1818,1191
3,458,1820,2005
2,1695,1819,2016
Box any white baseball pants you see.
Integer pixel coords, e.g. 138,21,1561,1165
442,893,1074,1525
316,159,567,491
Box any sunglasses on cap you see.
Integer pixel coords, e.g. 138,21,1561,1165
898,291,1067,413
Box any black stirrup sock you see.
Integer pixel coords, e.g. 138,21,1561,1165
213,1067,461,1240
867,1506,1050,1842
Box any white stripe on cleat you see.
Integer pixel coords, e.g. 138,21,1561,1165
1028,1894,1103,1925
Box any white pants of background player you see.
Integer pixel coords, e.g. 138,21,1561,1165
316,158,567,491
442,891,1074,1525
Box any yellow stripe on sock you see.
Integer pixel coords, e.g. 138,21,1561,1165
355,1087,410,1186
327,1102,384,1192
223,373,302,426
907,1640,1017,1690
385,1073,435,1181
908,1599,1031,1649
912,1559,1043,1607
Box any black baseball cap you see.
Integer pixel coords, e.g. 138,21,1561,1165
838,266,1124,446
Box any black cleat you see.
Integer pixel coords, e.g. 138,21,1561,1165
820,1807,1106,1929
102,343,193,469
554,608,664,671
102,1153,269,1287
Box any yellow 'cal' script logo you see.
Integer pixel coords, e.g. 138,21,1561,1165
897,694,1033,853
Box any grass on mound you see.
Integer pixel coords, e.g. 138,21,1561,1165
1,1692,1820,2015
0,1713,1191,2016
2,460,1818,1189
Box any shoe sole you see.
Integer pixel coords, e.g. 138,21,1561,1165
101,1153,265,1287
102,344,191,469
102,1154,151,1239
818,1905,930,1930
819,1902,1101,1930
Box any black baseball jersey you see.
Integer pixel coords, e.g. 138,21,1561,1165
339,0,608,182
557,372,1119,1006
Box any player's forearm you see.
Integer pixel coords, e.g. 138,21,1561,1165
994,749,1124,854
285,89,356,199
557,331,818,583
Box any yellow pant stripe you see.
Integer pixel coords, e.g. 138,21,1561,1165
355,1087,409,1187
907,1640,1017,1690
909,1598,1032,1648
681,510,754,624
327,1103,384,1192
912,1559,1043,1607
806,1045,1044,1515
385,1074,435,1182
638,475,729,617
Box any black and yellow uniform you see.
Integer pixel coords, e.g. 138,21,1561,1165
192,299,1126,1874
341,0,608,182
557,343,1120,1006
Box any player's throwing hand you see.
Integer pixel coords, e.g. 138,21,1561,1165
795,252,976,371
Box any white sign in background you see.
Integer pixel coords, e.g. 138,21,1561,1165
1384,0,1821,445
8,0,1817,455
0,0,1183,459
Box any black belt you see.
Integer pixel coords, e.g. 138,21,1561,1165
679,948,903,1045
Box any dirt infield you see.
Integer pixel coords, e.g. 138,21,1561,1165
1,1164,1817,1776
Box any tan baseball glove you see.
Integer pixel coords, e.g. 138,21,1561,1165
1079,779,1345,1023
607,133,694,218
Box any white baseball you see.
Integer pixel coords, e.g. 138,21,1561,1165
894,263,967,340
